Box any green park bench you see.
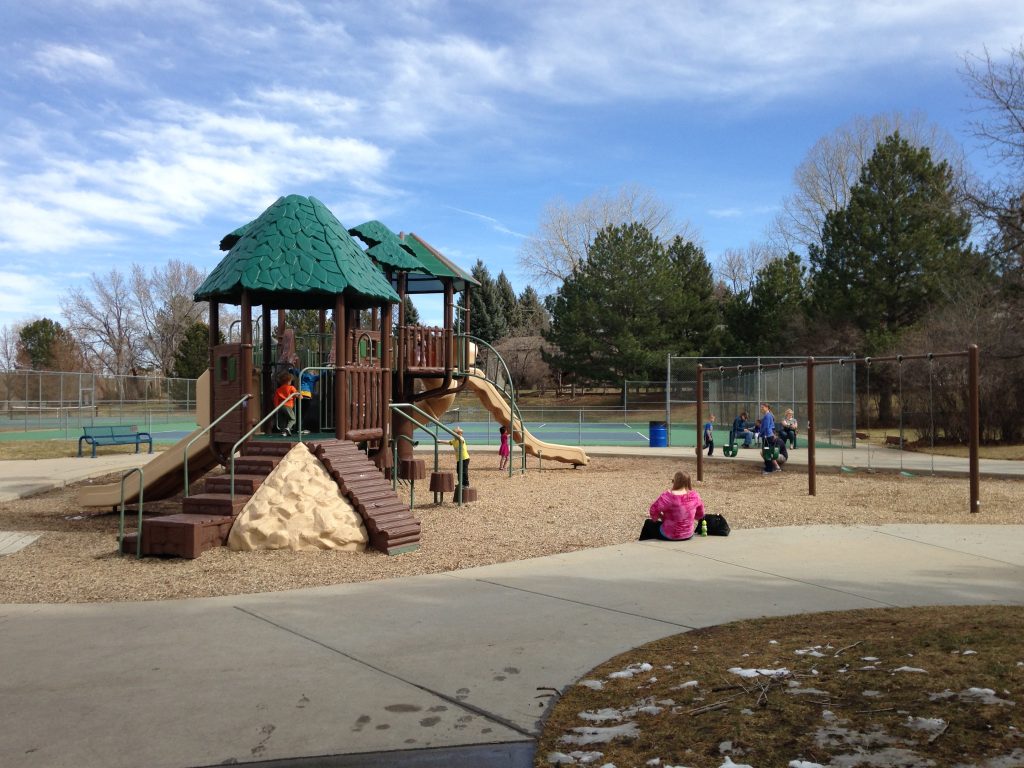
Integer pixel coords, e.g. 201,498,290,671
78,425,154,458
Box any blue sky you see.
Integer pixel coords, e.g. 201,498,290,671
2,0,1022,328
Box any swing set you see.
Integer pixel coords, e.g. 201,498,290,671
694,345,981,514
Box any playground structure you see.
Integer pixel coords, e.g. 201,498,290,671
693,347,982,514
78,195,588,558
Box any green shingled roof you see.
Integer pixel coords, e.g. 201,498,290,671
399,233,479,294
196,195,399,309
349,220,428,273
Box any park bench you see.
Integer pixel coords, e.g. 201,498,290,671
78,425,153,458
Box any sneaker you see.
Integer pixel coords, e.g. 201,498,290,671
280,429,290,437
299,429,310,435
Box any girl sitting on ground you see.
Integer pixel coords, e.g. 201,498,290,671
640,470,705,541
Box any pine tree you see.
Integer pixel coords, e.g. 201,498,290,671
544,223,719,385
808,132,972,353
172,322,212,380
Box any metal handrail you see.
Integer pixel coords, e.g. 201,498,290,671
455,333,527,476
390,402,464,505
118,467,144,559
183,394,251,496
391,433,419,510
228,393,300,500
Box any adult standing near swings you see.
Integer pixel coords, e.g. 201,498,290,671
759,403,781,473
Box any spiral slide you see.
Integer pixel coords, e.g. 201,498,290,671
78,371,220,508
424,369,588,466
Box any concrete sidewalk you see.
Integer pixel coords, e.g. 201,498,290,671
0,453,153,503
1,524,1022,768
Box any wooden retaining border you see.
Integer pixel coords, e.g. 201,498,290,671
308,440,421,555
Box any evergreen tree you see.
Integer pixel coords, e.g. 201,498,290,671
495,271,519,332
401,296,421,326
515,286,550,335
808,132,973,353
16,318,79,370
544,223,719,385
724,253,807,355
460,259,508,343
171,322,212,380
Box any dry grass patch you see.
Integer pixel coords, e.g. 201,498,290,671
536,605,1024,768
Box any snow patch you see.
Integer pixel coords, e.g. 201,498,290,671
789,761,826,768
903,716,947,735
608,663,653,680
892,666,928,674
579,680,604,690
579,709,623,722
728,666,790,679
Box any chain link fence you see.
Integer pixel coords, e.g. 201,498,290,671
0,370,199,436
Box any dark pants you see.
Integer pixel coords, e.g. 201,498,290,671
704,437,714,456
781,427,797,448
639,519,692,541
458,459,470,487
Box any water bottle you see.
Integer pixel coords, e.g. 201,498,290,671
700,519,708,537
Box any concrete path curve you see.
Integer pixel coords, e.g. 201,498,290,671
1,524,1021,768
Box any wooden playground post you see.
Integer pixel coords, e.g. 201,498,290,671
806,357,816,497
696,364,704,482
969,343,980,513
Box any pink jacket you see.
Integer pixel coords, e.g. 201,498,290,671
649,490,705,540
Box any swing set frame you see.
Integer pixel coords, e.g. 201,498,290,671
695,344,981,514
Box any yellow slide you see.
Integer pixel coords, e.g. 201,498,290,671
427,369,588,466
78,371,220,508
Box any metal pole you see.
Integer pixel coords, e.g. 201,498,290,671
696,364,704,482
665,356,672,447
807,357,816,496
968,344,980,513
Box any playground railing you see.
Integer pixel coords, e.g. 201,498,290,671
183,394,251,496
455,333,526,476
390,402,465,505
228,393,300,501
117,467,144,559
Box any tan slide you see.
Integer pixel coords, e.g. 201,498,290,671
419,369,589,466
78,371,220,508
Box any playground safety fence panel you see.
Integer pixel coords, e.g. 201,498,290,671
666,356,857,448
0,369,198,434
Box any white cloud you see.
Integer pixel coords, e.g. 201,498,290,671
709,208,743,219
30,44,122,84
0,97,393,254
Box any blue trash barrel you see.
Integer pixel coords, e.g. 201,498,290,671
649,420,668,447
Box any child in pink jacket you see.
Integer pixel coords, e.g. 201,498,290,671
645,471,705,541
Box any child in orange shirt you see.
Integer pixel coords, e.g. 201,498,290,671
273,370,298,436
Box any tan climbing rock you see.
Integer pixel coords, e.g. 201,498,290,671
227,444,368,552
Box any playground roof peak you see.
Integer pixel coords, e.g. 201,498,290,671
195,195,400,309
348,220,429,274
398,232,479,294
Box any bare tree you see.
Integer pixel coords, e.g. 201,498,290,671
518,184,698,290
769,111,968,254
962,42,1024,262
716,243,773,294
131,260,208,375
0,323,21,371
494,335,553,391
61,270,146,377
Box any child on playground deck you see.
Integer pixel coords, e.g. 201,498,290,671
273,371,299,436
640,470,705,541
498,425,510,470
448,426,470,487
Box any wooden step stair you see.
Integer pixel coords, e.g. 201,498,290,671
131,438,289,559
309,439,420,555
